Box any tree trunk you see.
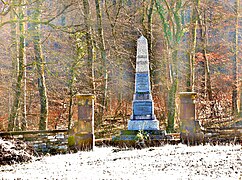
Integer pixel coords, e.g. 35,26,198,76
204,50,212,101
147,0,156,89
232,0,240,116
95,0,108,120
68,31,86,131
32,1,48,130
155,0,182,132
147,0,154,57
83,0,95,93
187,0,200,92
35,42,48,130
9,0,26,131
240,81,242,117
68,67,74,131
8,0,18,131
20,1,27,130
167,49,178,133
199,5,212,101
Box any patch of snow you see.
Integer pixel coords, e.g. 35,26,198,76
0,144,241,179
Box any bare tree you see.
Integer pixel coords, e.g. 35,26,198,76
95,0,108,121
82,0,95,93
232,0,240,116
198,1,212,101
8,0,27,131
155,0,184,132
31,0,48,130
187,0,200,92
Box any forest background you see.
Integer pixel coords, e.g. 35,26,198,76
0,0,241,138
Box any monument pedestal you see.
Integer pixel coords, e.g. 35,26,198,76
119,130,166,140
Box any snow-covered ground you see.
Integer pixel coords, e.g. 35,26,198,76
1,144,241,179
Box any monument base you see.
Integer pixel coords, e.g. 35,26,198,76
128,120,159,130
111,129,171,148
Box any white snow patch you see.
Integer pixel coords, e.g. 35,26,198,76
0,144,241,179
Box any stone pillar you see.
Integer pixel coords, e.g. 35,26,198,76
179,92,197,123
179,92,204,144
68,94,95,151
128,36,159,130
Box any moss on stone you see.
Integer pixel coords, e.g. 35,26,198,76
68,136,75,147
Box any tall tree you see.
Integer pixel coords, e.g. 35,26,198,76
141,0,156,87
83,0,95,93
232,0,240,116
140,0,154,58
155,0,184,132
187,0,200,92
198,1,212,101
147,0,155,57
8,0,27,131
67,32,86,130
8,0,18,131
21,0,27,130
95,0,108,120
32,0,48,130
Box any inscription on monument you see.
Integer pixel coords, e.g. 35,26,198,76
135,94,150,100
136,73,149,93
133,101,152,116
137,55,148,59
137,60,148,65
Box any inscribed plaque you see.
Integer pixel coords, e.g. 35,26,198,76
78,105,92,120
135,73,150,93
133,101,152,116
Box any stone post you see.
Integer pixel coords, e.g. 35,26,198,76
179,92,196,123
179,92,204,145
68,94,95,151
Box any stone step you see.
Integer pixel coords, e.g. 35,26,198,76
120,130,166,135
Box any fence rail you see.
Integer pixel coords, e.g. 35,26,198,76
0,129,68,137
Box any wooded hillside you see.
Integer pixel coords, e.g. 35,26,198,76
0,0,241,134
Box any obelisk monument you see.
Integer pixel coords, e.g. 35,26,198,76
128,36,159,130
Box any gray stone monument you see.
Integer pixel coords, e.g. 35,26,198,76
128,36,159,130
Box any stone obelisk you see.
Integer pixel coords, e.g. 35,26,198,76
128,36,159,130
